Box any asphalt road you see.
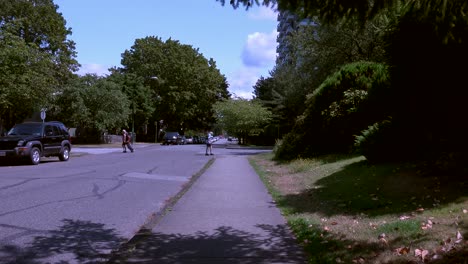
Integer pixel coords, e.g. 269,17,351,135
0,142,214,263
0,140,272,263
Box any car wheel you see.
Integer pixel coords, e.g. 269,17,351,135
59,146,70,161
29,147,41,165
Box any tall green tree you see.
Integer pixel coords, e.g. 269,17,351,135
107,71,155,135
0,0,78,129
119,36,229,132
0,31,56,128
214,98,272,144
51,74,130,140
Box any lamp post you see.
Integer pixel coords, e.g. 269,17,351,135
154,121,158,143
131,103,135,144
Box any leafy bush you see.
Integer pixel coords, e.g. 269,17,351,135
354,119,397,163
273,132,305,161
281,61,391,160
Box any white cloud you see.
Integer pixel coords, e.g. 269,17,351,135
248,6,278,21
227,67,269,99
241,30,278,68
228,26,278,99
77,63,111,76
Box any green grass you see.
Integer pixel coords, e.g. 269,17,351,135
249,153,468,264
376,220,423,240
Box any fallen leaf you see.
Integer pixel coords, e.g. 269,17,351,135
379,237,388,246
352,257,365,263
421,219,433,230
331,222,338,225
395,246,410,255
415,249,429,261
399,215,411,220
456,231,464,244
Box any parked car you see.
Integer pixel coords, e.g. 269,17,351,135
162,131,180,145
185,136,193,144
177,135,186,145
0,121,72,165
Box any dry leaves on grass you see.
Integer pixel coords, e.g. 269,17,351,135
394,246,410,255
414,248,430,261
421,219,433,230
378,233,389,246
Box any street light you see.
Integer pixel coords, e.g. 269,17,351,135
131,103,136,144
150,76,163,143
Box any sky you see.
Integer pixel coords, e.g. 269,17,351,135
54,0,279,99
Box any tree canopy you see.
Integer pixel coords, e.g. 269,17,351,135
214,98,272,144
0,0,78,129
51,74,130,136
119,36,230,132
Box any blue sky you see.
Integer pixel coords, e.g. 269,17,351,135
54,0,278,98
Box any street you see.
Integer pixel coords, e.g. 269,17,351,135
0,142,212,263
0,140,271,263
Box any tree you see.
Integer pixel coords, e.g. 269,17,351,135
214,98,272,144
0,0,78,129
51,74,130,142
107,71,155,136
0,30,56,129
219,0,468,36
119,37,230,132
274,61,391,160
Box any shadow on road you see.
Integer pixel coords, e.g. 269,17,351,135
109,224,305,264
0,219,124,264
1,220,305,264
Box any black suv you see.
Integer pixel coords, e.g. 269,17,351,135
0,121,72,165
162,131,182,145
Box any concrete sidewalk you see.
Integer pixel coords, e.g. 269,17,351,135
111,155,306,264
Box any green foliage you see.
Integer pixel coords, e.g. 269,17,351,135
214,98,272,143
0,30,57,127
354,120,397,163
273,132,305,161
0,0,78,129
107,72,155,130
52,74,130,133
281,61,391,159
382,1,468,163
221,0,468,38
119,37,229,131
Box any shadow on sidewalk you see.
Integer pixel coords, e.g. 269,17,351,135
0,219,305,264
109,225,306,264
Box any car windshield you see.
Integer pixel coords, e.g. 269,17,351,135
164,132,179,138
7,123,42,136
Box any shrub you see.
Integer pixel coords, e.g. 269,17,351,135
273,132,305,161
287,61,391,159
354,119,397,163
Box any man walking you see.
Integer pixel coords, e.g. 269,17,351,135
122,129,134,153
205,131,213,156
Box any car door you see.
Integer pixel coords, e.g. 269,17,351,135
42,125,62,155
